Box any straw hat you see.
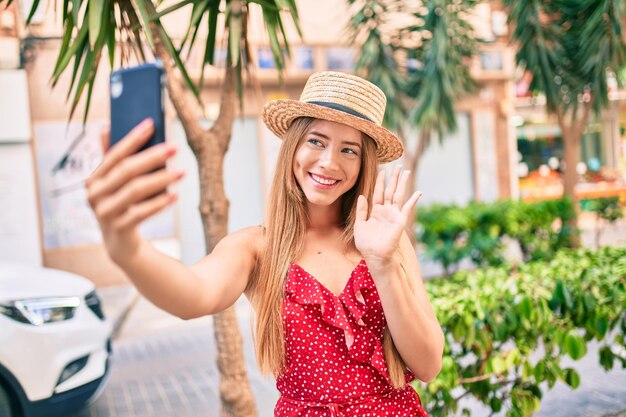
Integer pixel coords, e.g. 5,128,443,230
262,71,403,163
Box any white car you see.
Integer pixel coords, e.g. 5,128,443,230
0,261,112,417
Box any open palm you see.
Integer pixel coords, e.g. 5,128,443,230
355,165,422,263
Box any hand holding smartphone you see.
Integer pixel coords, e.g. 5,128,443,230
85,61,181,265
110,62,166,151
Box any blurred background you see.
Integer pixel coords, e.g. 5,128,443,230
0,0,625,416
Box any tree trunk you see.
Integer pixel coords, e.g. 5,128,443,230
558,104,590,248
562,125,582,247
562,126,580,209
152,19,257,417
198,138,256,417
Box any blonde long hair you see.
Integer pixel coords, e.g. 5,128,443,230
249,117,412,388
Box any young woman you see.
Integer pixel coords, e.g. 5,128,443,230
86,71,444,416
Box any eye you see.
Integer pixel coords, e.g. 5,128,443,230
307,138,323,147
342,147,359,156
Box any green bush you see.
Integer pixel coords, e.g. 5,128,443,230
416,199,577,274
414,247,626,417
581,197,625,248
504,199,577,262
580,197,624,222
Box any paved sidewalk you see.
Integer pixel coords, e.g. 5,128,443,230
77,296,278,417
83,291,626,417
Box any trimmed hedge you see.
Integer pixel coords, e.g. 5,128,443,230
415,246,626,417
416,199,577,274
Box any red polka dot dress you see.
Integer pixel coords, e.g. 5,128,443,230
274,258,429,416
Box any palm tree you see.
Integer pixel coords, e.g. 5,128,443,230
4,0,301,415
347,0,478,238
503,0,626,243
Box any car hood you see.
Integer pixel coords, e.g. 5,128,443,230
0,261,94,302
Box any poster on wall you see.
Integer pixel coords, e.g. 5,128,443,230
34,121,175,250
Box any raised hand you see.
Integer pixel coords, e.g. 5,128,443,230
85,119,184,264
354,165,422,265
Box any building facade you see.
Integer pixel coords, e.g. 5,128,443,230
0,1,558,286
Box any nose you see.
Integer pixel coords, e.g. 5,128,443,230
318,146,339,171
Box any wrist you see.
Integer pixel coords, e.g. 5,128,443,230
107,232,144,269
364,253,402,275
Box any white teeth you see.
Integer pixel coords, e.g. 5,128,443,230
311,173,338,185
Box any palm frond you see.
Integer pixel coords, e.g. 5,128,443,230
349,0,478,141
505,0,626,116
3,0,302,122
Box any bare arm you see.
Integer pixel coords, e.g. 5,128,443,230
86,120,259,319
117,227,260,319
367,232,444,382
355,166,444,382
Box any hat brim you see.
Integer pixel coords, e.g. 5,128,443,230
262,99,403,163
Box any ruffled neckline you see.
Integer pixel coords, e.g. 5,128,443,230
289,258,366,298
284,258,391,384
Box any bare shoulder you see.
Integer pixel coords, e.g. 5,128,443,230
191,225,265,292
213,225,265,262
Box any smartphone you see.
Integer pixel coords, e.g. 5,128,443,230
109,62,165,150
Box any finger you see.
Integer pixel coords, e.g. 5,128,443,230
355,195,368,222
393,170,411,206
92,118,155,180
401,191,423,219
100,124,111,153
95,168,184,223
384,165,402,204
87,143,176,206
111,192,177,232
372,170,385,205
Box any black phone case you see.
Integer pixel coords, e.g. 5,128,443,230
109,62,165,150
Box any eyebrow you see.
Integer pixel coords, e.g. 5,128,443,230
309,130,362,148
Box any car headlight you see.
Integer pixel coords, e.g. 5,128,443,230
0,297,81,326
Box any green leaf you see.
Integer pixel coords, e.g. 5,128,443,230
25,0,41,24
155,0,193,19
534,360,545,381
199,0,220,89
505,348,520,369
53,12,75,77
522,360,533,379
564,330,587,360
106,10,115,66
88,0,104,47
491,356,507,374
490,396,503,413
52,17,89,80
599,345,615,371
71,0,81,23
178,0,209,53
564,368,580,389
474,298,485,320
133,0,155,49
156,25,200,101
452,319,465,342
228,3,242,68
67,44,95,120
595,316,608,338
517,296,532,320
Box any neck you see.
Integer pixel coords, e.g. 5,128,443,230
305,200,343,230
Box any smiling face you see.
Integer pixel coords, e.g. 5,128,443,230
293,119,363,211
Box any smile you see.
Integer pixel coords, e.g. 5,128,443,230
309,173,340,187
